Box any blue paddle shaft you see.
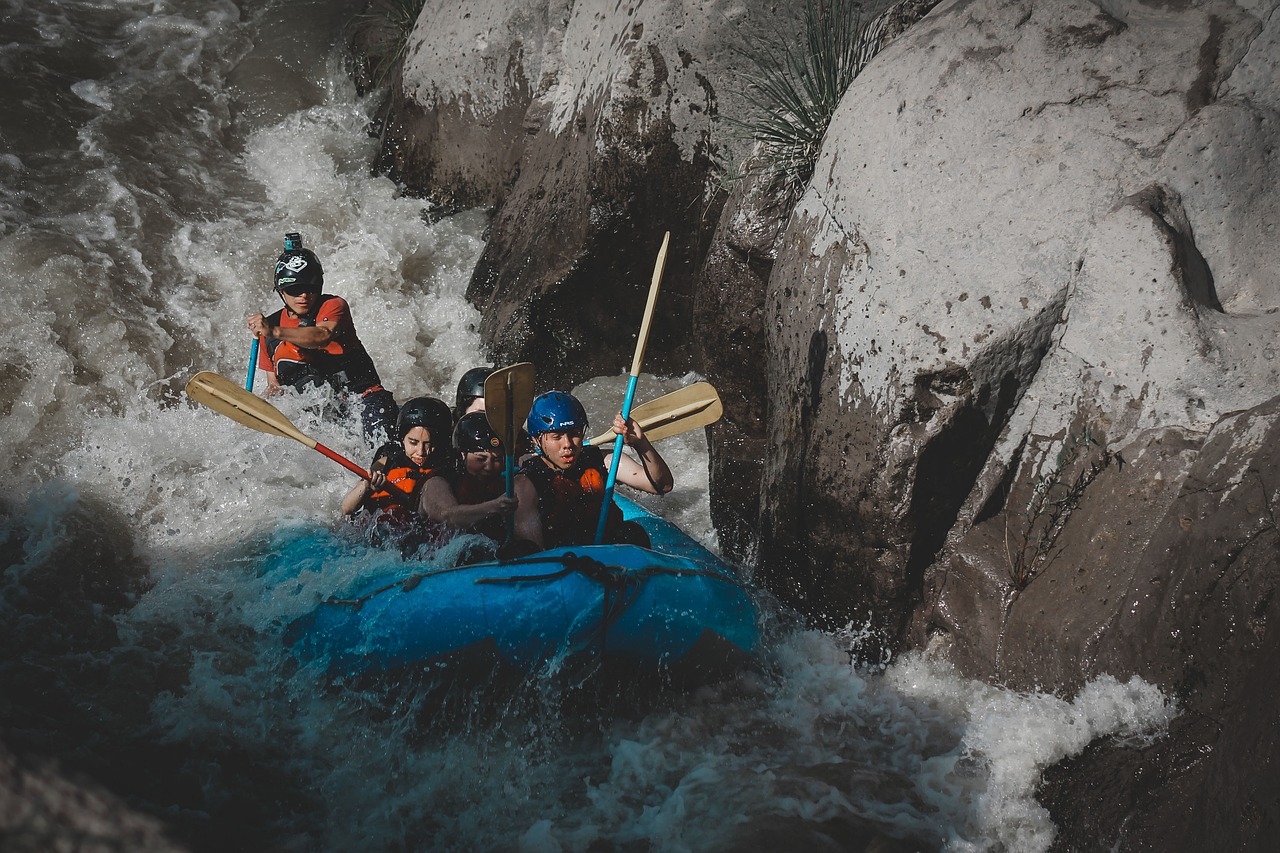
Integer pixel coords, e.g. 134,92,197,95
504,382,515,539
594,373,639,544
245,337,260,391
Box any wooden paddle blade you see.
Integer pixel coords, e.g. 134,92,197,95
483,362,535,450
628,231,669,377
588,382,723,446
185,370,317,449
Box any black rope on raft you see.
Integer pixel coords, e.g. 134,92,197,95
477,553,642,655
324,550,751,611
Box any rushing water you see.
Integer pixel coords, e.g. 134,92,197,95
0,1,1177,851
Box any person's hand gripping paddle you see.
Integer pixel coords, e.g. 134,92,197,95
185,370,370,479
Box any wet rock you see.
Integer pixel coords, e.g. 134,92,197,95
1032,396,1280,851
0,740,188,853
762,0,1279,640
389,0,816,383
694,170,786,565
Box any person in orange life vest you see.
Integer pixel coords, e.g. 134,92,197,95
519,391,673,549
342,397,452,543
420,413,540,553
245,234,397,443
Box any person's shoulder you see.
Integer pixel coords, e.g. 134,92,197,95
369,441,398,468
431,460,462,482
316,294,350,316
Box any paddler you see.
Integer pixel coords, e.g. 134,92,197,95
520,391,672,549
342,396,452,553
246,233,397,442
419,412,540,560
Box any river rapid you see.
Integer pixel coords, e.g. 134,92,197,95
0,1,1176,851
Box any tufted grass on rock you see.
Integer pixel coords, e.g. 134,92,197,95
730,0,877,202
354,0,427,91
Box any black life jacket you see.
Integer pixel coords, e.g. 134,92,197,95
520,445,623,548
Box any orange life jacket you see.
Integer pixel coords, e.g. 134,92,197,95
363,445,441,525
263,295,382,393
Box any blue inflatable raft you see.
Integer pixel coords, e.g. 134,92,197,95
284,495,759,686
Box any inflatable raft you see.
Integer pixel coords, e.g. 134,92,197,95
284,495,759,686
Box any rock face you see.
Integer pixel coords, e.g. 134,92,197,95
754,0,1280,846
387,0,813,384
762,0,1280,638
1037,397,1280,852
391,0,1280,848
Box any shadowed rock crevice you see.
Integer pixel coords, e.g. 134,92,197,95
1130,183,1222,313
695,169,790,565
465,98,716,385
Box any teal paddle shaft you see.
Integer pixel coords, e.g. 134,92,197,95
593,232,669,545
594,375,639,543
246,337,259,391
503,379,515,540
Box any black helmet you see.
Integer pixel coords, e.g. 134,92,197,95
454,412,503,454
274,240,324,293
396,396,452,445
454,366,495,412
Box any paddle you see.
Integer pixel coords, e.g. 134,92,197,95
246,337,260,391
185,370,370,479
594,231,670,545
586,381,722,447
483,362,536,538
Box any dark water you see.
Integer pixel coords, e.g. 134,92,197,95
0,1,1174,850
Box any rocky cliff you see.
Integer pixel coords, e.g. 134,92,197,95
388,0,1280,849
379,0,816,384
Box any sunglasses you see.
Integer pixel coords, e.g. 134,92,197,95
275,281,318,297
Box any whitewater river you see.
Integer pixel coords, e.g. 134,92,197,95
0,1,1176,850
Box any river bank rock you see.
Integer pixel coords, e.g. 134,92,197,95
0,741,188,852
387,0,817,383
389,0,1279,847
1036,395,1280,852
764,0,1280,636
759,0,1280,847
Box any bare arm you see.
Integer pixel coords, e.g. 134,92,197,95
341,469,386,515
420,476,517,530
512,475,543,547
604,415,673,495
248,312,337,349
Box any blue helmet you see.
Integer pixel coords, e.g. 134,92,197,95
525,391,587,437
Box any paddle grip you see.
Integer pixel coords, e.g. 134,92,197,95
594,374,639,544
315,443,370,480
245,338,260,391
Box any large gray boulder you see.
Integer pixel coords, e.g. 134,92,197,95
755,0,1280,846
760,0,1280,643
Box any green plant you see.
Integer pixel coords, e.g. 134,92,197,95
355,0,427,91
730,0,876,201
1006,426,1118,588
